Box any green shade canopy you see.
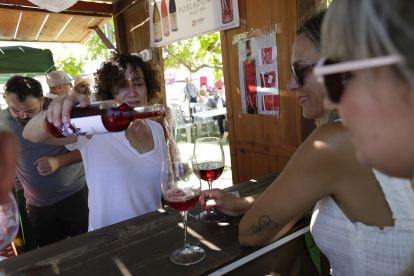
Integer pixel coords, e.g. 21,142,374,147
0,46,55,83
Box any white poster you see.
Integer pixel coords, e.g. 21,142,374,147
238,32,279,115
149,0,239,47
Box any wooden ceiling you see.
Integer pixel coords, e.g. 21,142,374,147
0,0,113,43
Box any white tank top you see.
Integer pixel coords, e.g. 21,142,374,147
311,169,414,276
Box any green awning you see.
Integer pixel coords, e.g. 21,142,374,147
0,46,55,83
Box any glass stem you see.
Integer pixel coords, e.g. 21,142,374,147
182,211,190,248
207,181,216,215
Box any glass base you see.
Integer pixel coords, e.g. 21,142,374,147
170,246,205,266
199,210,226,222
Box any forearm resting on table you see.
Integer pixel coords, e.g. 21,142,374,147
239,213,303,247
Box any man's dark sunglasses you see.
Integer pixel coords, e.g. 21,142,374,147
81,83,90,88
290,63,316,86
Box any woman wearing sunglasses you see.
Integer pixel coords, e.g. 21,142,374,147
315,0,414,181
200,8,414,275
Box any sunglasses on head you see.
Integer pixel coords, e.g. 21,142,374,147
314,55,404,103
81,83,90,88
290,63,316,86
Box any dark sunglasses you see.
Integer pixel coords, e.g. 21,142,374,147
290,63,316,86
314,55,404,103
81,83,90,88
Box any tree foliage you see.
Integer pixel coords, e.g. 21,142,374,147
45,20,115,76
46,44,85,75
163,32,223,81
84,19,116,61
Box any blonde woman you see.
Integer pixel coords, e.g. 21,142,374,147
198,89,210,104
201,10,414,275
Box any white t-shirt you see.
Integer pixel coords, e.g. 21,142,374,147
66,120,166,231
45,93,57,99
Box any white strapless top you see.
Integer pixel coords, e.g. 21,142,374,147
310,169,414,276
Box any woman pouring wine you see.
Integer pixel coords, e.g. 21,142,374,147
23,53,168,231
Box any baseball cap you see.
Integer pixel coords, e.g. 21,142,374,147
73,76,93,88
46,71,73,87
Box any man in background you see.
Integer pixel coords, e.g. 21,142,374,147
0,76,88,247
183,77,199,103
73,76,92,98
207,88,228,143
45,71,73,99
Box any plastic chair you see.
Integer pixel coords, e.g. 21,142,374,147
190,103,212,137
170,103,191,123
171,107,195,143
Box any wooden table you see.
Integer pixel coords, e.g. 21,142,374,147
1,171,327,275
192,108,227,138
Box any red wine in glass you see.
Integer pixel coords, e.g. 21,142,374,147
164,193,199,212
195,162,224,182
193,137,226,222
161,156,205,266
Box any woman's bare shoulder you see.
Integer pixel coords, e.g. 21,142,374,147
304,122,353,153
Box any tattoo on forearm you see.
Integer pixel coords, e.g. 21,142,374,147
251,215,278,236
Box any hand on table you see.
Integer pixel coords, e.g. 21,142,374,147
199,189,254,217
34,156,60,176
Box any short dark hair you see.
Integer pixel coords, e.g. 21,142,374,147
297,10,326,49
94,52,162,104
4,76,43,102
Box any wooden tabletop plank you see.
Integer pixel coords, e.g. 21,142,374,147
1,170,315,275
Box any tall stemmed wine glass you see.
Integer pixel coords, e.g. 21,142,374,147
161,155,205,266
0,192,19,251
193,137,225,222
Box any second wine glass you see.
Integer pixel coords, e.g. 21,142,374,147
193,137,225,222
161,155,205,266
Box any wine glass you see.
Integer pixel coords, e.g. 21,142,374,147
193,137,226,222
0,192,20,252
161,155,205,266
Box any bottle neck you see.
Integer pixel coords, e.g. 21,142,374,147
128,104,166,121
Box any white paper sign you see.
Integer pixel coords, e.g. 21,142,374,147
238,32,279,115
149,0,240,47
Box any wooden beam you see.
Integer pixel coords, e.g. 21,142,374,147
0,5,111,18
92,26,117,51
113,1,127,54
0,0,112,14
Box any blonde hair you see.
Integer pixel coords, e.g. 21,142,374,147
199,89,207,97
322,0,414,90
315,110,340,128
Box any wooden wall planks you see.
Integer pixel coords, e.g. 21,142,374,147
222,0,306,184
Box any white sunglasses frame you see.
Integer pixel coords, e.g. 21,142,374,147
313,55,404,85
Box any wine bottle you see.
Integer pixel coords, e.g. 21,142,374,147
153,0,162,42
169,0,178,32
161,0,170,37
243,40,257,114
260,73,264,88
44,101,166,138
221,0,233,24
